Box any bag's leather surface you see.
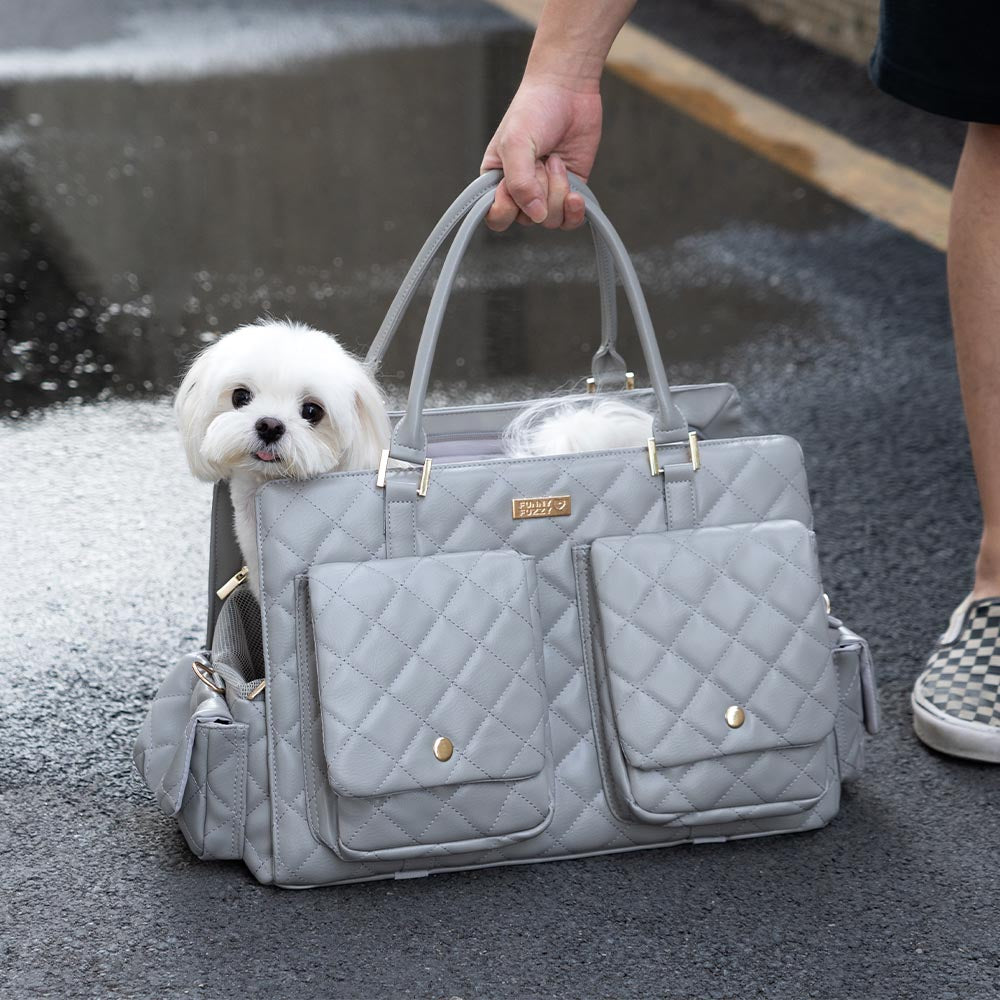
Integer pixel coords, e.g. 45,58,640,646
832,623,879,782
310,550,548,798
578,521,837,826
132,652,249,861
134,172,879,886
299,549,555,861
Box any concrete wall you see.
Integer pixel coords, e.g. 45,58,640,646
728,0,880,64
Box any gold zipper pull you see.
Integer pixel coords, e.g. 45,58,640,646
216,565,249,601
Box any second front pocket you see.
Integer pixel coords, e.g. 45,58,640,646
575,519,839,827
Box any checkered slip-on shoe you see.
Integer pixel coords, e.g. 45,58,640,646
912,595,1000,763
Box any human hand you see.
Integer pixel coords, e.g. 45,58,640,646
480,77,602,232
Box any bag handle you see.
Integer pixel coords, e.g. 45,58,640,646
364,172,630,389
386,170,688,466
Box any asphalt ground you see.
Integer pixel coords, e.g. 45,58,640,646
2,2,998,998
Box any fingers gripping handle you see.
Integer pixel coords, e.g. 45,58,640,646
389,174,688,464
365,170,627,385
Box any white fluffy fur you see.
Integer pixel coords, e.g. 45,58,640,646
502,396,653,458
175,320,390,595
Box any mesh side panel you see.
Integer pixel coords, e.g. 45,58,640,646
212,587,265,686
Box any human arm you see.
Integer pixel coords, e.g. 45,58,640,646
480,0,637,231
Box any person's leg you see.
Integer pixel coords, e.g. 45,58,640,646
950,123,1000,599
910,125,1000,763
871,0,1000,759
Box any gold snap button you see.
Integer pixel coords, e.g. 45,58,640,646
725,705,746,729
433,736,454,762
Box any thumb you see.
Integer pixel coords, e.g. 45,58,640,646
497,134,548,223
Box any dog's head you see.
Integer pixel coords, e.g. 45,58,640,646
175,320,389,483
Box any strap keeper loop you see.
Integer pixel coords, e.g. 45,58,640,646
376,450,433,497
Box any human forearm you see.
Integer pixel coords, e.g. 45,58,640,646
524,0,637,93
481,0,634,228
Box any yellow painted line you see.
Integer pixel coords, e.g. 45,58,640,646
488,0,951,251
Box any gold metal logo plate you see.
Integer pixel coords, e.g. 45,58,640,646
512,495,572,520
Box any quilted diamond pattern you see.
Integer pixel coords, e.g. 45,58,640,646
833,625,878,782
178,720,248,861
309,550,547,798
133,652,274,879
252,434,859,886
229,695,273,881
133,653,203,814
299,550,554,861
134,419,879,885
589,520,837,772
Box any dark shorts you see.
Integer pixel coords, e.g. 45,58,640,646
870,1,1000,124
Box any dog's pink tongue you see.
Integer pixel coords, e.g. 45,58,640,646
256,450,276,462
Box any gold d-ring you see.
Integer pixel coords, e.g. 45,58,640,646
191,657,225,695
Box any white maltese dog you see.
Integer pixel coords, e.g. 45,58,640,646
503,396,653,457
175,320,390,596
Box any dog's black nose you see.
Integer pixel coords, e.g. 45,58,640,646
255,417,285,444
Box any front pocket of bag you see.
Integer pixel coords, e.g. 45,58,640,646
299,548,554,861
575,519,839,827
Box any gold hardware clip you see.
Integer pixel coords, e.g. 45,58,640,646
688,430,701,471
376,448,390,488
586,371,635,393
647,431,701,477
647,437,662,476
246,679,267,701
417,458,433,498
376,450,432,497
216,566,248,601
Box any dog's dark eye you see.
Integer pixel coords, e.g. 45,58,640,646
232,387,253,409
301,401,324,425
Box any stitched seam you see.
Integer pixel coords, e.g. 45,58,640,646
295,483,383,561
252,434,813,880
597,526,833,757
252,435,792,499
595,568,791,771
342,770,548,852
312,556,544,772
310,565,545,794
295,580,322,840
591,533,833,809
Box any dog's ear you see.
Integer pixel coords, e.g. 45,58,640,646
174,347,226,481
341,366,391,472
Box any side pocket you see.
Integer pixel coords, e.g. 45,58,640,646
833,623,879,783
176,718,249,861
133,649,250,862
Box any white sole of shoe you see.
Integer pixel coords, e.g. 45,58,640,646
911,691,1000,764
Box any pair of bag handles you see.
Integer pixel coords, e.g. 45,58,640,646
366,172,628,388
368,170,689,466
206,172,690,645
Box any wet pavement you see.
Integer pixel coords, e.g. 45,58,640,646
2,2,998,999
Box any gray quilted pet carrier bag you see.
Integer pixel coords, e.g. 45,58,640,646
134,172,879,887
